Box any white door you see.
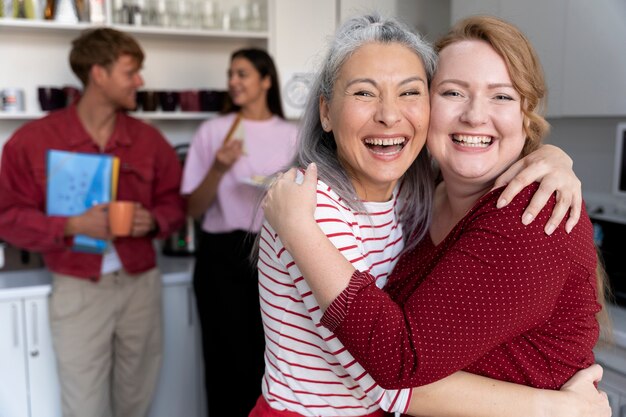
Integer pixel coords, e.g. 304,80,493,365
148,283,200,417
0,299,29,417
23,296,62,417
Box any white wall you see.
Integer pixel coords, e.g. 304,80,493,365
546,117,625,203
340,0,450,42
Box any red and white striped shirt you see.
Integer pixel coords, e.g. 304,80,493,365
257,177,411,416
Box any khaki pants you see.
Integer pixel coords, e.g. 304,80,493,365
49,268,163,417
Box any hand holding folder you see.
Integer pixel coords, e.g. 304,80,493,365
46,150,120,253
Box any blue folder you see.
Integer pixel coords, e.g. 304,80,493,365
46,150,117,253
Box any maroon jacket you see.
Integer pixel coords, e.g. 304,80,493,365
0,105,185,279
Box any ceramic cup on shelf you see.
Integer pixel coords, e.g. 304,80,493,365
199,90,227,112
108,201,136,237
1,88,26,113
158,91,179,112
141,90,160,112
179,90,200,112
134,90,146,111
62,85,82,107
37,87,66,111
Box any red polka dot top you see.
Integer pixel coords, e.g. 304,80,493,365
321,183,601,390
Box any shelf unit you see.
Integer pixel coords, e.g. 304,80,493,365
0,17,269,40
0,111,218,121
0,1,272,146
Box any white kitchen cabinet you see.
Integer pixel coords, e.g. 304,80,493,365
0,298,30,417
0,296,61,417
0,261,202,417
497,0,568,118
451,0,626,117
23,296,63,417
561,0,626,117
149,281,204,417
451,0,567,117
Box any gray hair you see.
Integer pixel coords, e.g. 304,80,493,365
292,13,437,249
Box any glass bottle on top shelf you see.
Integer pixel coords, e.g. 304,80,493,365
107,0,267,32
54,0,78,23
5,0,36,19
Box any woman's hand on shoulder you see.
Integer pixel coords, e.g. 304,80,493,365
494,144,582,235
556,364,611,417
263,163,318,249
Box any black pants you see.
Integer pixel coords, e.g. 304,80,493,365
194,230,265,417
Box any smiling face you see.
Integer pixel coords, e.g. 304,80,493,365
228,56,270,111
321,42,430,202
427,40,526,189
98,54,144,111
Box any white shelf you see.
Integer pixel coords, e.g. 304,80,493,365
0,18,268,40
0,112,41,120
130,111,217,120
111,23,269,40
0,18,94,33
0,111,216,121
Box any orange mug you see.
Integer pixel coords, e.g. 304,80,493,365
108,201,135,237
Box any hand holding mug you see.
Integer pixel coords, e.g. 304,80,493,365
131,203,156,237
65,204,110,239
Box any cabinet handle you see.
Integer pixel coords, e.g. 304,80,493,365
30,301,38,346
187,286,193,327
11,303,19,348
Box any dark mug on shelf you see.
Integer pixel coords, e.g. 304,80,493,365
140,90,160,112
158,91,179,112
134,90,146,111
180,90,200,112
199,90,226,112
38,87,66,111
62,85,82,107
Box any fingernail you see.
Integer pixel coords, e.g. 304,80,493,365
545,223,556,235
565,222,573,234
497,198,507,208
522,213,534,225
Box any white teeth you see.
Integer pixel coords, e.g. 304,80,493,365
453,134,492,147
364,137,406,146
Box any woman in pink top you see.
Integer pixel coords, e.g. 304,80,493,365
181,48,298,417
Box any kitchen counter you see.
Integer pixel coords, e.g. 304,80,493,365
0,254,202,417
0,255,195,300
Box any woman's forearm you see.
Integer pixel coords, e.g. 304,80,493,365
280,216,355,310
407,371,580,417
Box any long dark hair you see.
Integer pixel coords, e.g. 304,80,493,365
223,48,285,118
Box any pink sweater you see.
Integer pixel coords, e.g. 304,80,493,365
181,113,298,233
